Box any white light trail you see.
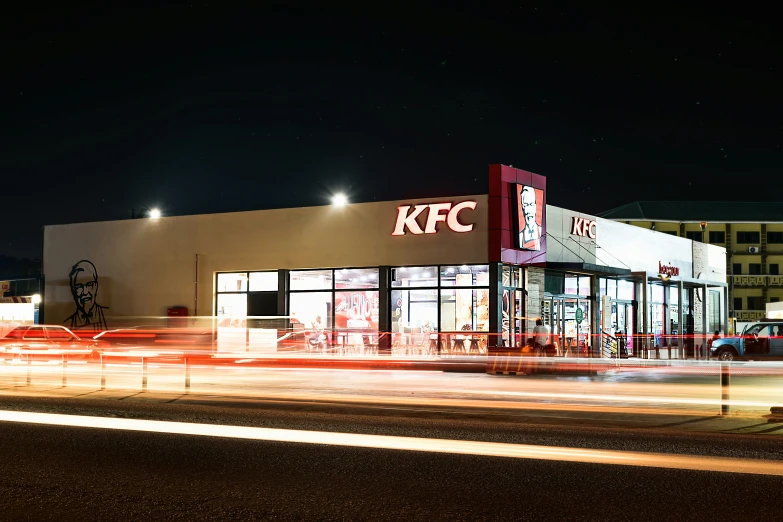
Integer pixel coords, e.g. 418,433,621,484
1,410,781,476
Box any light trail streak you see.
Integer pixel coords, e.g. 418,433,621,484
1,409,782,476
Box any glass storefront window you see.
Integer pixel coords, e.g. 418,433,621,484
440,265,490,287
289,292,332,329
217,293,247,322
578,276,591,297
217,272,247,293
564,275,578,295
290,270,333,291
392,289,438,332
650,284,665,304
502,266,512,288
249,271,278,292
335,291,379,330
439,289,490,332
335,268,379,289
509,266,524,288
607,279,617,299
618,280,634,300
392,266,438,287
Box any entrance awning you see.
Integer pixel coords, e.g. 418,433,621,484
546,262,632,277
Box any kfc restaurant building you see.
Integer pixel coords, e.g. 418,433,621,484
41,165,727,359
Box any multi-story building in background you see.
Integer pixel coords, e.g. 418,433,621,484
600,202,783,325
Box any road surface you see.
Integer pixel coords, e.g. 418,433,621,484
1,394,782,520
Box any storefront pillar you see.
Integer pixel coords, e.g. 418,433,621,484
702,283,709,354
277,269,289,325
677,280,684,359
488,263,502,351
590,275,598,357
633,272,649,357
277,269,289,316
378,266,392,355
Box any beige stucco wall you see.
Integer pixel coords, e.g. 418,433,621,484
44,195,489,322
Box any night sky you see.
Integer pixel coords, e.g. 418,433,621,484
3,4,780,259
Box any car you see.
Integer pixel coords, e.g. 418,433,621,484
0,325,100,361
710,320,783,361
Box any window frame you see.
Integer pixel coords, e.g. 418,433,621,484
768,232,783,244
215,270,279,319
736,231,761,244
393,264,491,335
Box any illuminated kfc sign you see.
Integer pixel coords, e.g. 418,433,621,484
571,217,597,239
392,201,477,236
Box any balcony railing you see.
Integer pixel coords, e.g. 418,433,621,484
732,275,783,287
735,310,765,322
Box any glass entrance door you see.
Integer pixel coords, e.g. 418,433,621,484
615,301,634,356
542,297,563,354
502,289,525,347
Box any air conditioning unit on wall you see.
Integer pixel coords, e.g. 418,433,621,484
748,246,760,254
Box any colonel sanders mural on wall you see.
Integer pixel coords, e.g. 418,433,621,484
65,260,108,331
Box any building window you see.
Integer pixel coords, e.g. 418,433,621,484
663,231,677,236
216,271,279,325
771,297,781,303
733,297,742,311
770,264,780,275
617,280,634,301
501,266,524,288
392,266,438,287
217,272,248,293
732,264,742,275
335,268,379,289
747,296,765,310
290,270,333,291
768,232,783,244
709,290,721,333
288,269,381,339
749,264,762,275
709,231,725,243
289,292,333,330
736,231,761,244
685,231,703,242
440,289,490,331
392,264,490,335
216,293,247,321
249,272,278,291
440,265,490,287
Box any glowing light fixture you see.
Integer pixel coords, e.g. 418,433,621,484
31,294,41,304
332,193,348,206
149,208,161,219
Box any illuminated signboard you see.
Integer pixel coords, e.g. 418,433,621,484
571,217,597,239
659,261,680,277
513,184,543,251
392,201,477,236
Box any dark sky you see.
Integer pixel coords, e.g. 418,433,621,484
3,4,780,259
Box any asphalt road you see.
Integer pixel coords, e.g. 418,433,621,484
1,396,782,521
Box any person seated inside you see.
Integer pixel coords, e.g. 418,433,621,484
533,319,550,354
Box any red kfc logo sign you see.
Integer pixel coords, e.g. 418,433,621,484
392,201,477,236
571,217,597,239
